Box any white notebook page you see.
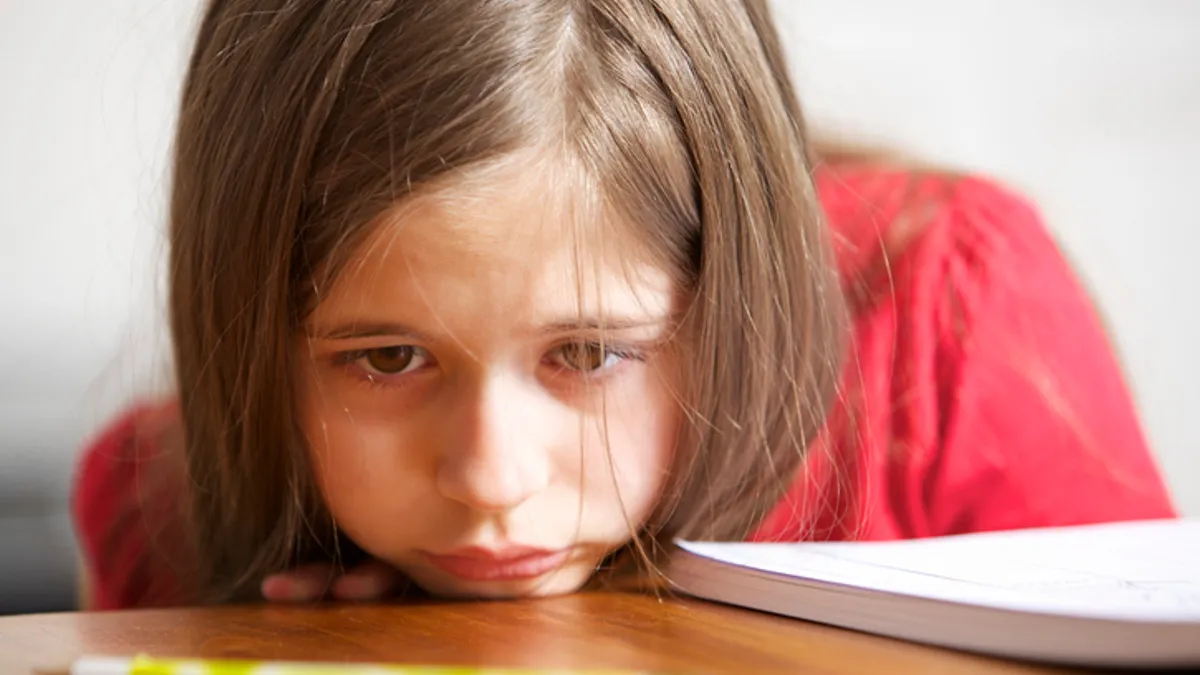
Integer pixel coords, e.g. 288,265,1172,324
677,518,1200,622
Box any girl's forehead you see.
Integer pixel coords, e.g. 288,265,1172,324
310,158,679,333
395,153,617,245
367,152,666,275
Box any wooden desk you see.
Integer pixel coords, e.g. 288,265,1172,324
0,593,1076,674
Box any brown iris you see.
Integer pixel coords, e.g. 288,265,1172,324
557,341,609,372
364,346,416,374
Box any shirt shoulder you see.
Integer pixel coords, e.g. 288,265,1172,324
757,165,1175,542
71,399,191,609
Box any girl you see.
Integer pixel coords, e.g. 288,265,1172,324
73,0,1176,610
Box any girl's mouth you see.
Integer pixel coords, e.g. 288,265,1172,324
422,546,570,582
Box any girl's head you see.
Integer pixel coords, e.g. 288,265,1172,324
169,0,845,601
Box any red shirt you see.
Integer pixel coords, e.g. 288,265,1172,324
72,167,1178,610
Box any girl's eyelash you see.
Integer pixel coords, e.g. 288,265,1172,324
575,344,645,360
331,346,431,390
332,349,382,368
546,340,649,376
332,349,366,366
335,343,650,364
330,340,652,390
602,346,646,363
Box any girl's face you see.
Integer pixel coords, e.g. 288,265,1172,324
297,161,683,598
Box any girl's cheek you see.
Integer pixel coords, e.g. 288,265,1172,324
587,364,680,505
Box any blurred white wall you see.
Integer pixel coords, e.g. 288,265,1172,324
0,1,1196,516
772,0,1200,513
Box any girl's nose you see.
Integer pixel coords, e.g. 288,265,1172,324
435,373,553,513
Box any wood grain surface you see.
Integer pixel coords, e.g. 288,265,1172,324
0,592,1081,674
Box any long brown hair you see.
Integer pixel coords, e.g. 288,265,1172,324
168,0,847,602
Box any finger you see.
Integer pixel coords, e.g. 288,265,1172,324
260,563,337,602
331,560,402,601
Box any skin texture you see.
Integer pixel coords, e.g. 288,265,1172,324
276,160,684,601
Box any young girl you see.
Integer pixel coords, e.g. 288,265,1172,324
72,0,1176,610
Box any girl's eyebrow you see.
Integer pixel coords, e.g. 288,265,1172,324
307,315,669,341
535,316,670,335
306,321,434,342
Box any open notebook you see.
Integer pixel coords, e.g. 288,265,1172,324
668,518,1200,668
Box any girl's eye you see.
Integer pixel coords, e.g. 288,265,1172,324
356,346,429,376
551,341,628,373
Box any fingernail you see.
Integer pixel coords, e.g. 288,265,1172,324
334,575,386,600
290,576,325,600
262,574,324,601
260,575,290,600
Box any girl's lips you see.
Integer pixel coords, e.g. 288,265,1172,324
423,547,569,582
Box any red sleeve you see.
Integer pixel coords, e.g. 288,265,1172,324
71,401,191,609
922,178,1177,533
755,170,1177,543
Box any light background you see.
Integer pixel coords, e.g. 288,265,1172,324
0,0,1196,534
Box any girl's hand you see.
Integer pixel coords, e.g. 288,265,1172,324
260,559,402,602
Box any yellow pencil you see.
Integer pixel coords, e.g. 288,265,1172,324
38,655,661,675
